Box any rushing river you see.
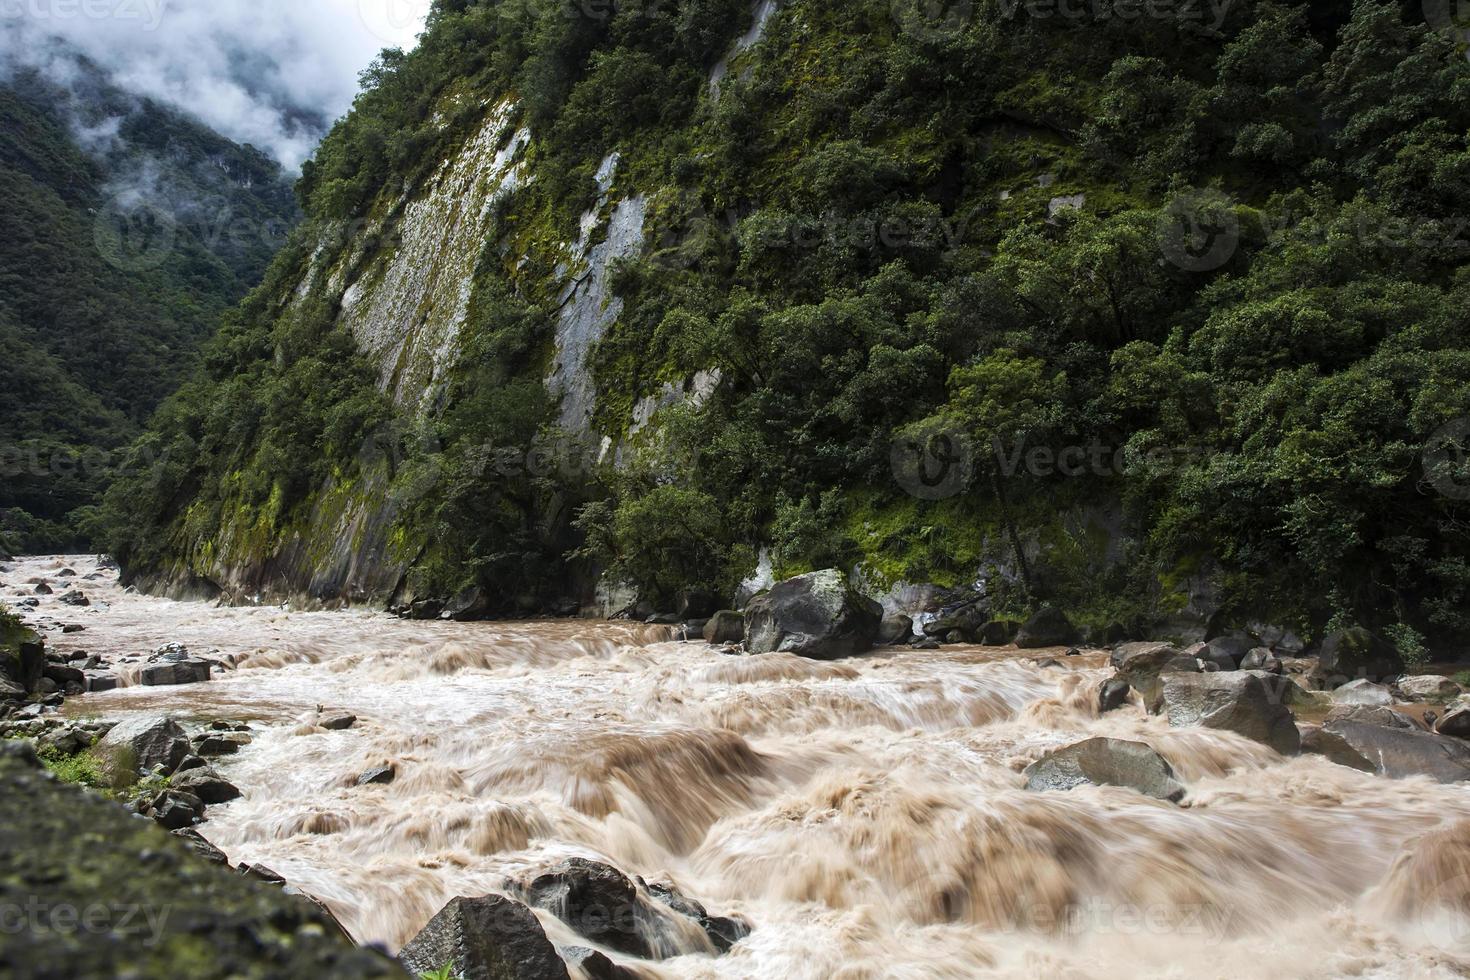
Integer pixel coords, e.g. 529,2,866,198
11,554,1470,978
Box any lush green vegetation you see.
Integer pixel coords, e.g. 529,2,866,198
0,58,300,552
105,0,1470,646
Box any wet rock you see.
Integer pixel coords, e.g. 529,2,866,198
33,582,52,595
912,637,941,650
1304,720,1470,781
1436,706,1470,739
172,828,230,865
97,716,190,776
877,614,914,647
1200,632,1256,671
1398,675,1461,700
140,659,212,687
399,894,570,980
42,662,85,687
84,671,119,693
922,603,986,641
1098,678,1131,713
1162,671,1301,755
646,613,681,626
744,569,882,661
356,765,395,786
682,619,709,640
1239,648,1283,674
1014,607,1079,649
703,610,744,645
56,568,75,578
441,586,491,622
0,621,46,692
57,590,89,607
978,620,1018,646
676,589,718,621
149,790,206,830
1023,737,1185,803
561,946,638,980
0,677,24,703
316,711,357,731
1326,704,1418,730
643,879,751,953
174,754,209,774
524,857,655,958
1332,679,1393,707
171,766,243,804
1110,642,1179,711
61,623,85,634
195,732,252,757
1315,628,1404,687
409,598,443,621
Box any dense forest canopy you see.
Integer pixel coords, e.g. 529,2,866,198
100,0,1470,652
0,56,300,553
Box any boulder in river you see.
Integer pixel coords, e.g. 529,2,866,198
1398,675,1461,701
1332,679,1393,707
141,659,212,687
743,570,882,660
525,857,655,958
1014,607,1079,648
96,716,191,777
1239,648,1283,674
703,610,744,645
1315,627,1404,687
878,614,914,647
1098,678,1131,713
356,764,395,786
441,586,490,622
57,590,89,607
1023,737,1185,802
1162,671,1301,755
561,946,638,980
171,765,243,804
978,620,1018,646
1110,641,1179,711
1325,704,1417,731
1199,632,1255,671
1437,705,1470,739
398,894,570,980
1303,720,1470,782
148,789,205,830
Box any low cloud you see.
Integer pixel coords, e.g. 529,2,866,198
0,0,430,169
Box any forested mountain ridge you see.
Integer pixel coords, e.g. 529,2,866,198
103,0,1470,653
0,53,300,553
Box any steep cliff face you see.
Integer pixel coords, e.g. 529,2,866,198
109,0,1470,642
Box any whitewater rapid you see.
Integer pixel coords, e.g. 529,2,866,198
12,554,1470,978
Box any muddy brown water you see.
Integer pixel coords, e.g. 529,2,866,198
10,555,1470,978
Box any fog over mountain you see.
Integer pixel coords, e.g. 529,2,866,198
0,0,429,168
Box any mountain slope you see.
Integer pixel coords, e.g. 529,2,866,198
105,0,1470,649
0,55,300,552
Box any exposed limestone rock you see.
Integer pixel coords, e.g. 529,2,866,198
1023,737,1185,802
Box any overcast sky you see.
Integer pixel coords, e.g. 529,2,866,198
0,0,432,169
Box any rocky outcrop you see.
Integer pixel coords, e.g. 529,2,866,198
1162,671,1301,755
1303,720,1470,782
1014,607,1078,648
1023,737,1185,802
0,742,402,978
398,894,568,980
744,570,882,660
96,716,191,777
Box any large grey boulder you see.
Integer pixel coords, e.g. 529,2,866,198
1325,704,1417,731
1315,628,1404,687
398,894,569,980
1398,675,1461,700
703,610,744,645
877,614,914,647
1303,720,1470,782
1014,607,1079,649
171,765,243,804
1110,642,1179,711
743,570,882,660
96,716,191,776
1437,705,1470,738
1332,679,1393,706
141,659,212,687
441,586,490,622
1023,737,1185,802
1199,633,1255,671
1162,671,1301,754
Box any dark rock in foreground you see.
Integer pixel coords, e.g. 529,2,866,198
1023,737,1185,802
0,741,402,978
744,569,882,660
398,894,568,980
